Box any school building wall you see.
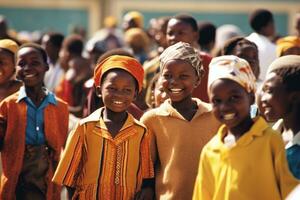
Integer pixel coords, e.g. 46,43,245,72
0,0,300,37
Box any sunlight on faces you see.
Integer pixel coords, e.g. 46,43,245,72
161,59,200,103
16,47,48,87
154,77,168,107
166,19,198,46
209,79,254,129
0,49,15,84
259,72,290,122
97,69,137,113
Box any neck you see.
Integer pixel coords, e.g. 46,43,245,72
228,116,253,139
102,108,128,123
282,109,300,135
0,79,13,89
171,95,194,110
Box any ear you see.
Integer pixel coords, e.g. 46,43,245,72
95,85,102,98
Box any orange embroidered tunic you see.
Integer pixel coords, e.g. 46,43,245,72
0,91,69,200
53,108,154,200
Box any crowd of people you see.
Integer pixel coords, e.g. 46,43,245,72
0,7,299,200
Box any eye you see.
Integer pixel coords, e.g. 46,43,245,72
228,95,240,103
162,73,171,79
179,74,189,80
212,98,222,106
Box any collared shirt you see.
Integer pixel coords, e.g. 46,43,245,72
17,86,57,145
193,117,299,200
52,108,153,200
141,98,220,200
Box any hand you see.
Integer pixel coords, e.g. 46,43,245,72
134,187,154,200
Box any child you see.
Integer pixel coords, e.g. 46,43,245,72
166,14,212,102
193,55,299,200
53,55,154,199
260,55,300,179
0,39,22,101
141,42,220,200
145,73,168,108
0,43,69,199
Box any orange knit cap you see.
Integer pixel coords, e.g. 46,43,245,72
94,55,144,92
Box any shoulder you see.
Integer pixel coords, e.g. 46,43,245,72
140,107,162,123
79,108,101,125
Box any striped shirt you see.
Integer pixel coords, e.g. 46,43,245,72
53,108,154,200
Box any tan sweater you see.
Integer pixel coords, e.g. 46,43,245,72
141,99,220,200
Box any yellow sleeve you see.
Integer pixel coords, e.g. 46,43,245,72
52,123,86,187
271,132,300,198
193,146,214,200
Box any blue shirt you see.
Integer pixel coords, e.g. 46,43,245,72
286,144,300,179
17,86,57,145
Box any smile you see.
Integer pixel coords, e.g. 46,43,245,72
113,101,124,105
223,113,236,120
170,88,183,94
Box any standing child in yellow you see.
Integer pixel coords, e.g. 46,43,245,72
193,55,299,200
141,42,220,200
53,55,154,200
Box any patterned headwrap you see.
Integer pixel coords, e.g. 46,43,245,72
159,42,203,77
208,55,256,93
0,39,18,54
94,55,144,92
276,36,300,57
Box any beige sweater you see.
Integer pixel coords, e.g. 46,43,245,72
141,99,220,200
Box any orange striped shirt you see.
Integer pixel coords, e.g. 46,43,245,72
53,108,154,200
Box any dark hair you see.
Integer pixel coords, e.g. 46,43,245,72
45,32,64,48
18,43,48,64
173,14,198,32
222,36,257,55
198,21,216,46
249,9,274,32
273,67,300,92
62,34,83,55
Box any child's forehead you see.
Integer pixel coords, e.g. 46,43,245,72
17,47,42,58
0,48,14,58
211,78,247,93
102,68,136,82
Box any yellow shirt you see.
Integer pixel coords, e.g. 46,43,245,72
193,117,299,200
141,98,220,200
52,108,154,200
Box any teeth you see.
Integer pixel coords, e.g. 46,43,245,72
25,74,35,78
113,101,123,105
223,113,236,120
170,88,182,93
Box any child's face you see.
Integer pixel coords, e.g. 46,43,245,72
97,70,137,113
161,59,200,103
209,79,253,129
259,72,290,122
0,49,15,85
166,19,198,47
233,44,260,79
154,78,168,107
16,47,48,87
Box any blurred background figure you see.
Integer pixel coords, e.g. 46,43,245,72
122,11,144,32
276,36,300,57
124,27,150,64
197,21,216,54
213,24,243,56
0,15,20,44
247,9,276,81
41,32,65,92
295,13,300,37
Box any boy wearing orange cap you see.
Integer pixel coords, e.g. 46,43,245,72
53,55,154,200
